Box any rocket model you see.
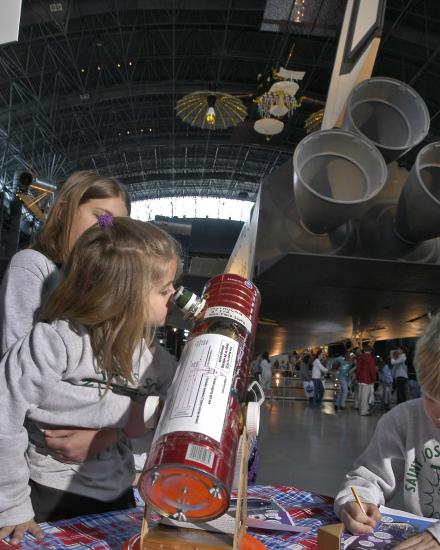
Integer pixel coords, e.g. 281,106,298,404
139,274,261,522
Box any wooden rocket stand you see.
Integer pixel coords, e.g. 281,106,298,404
136,426,258,550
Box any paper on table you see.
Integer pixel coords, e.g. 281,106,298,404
343,505,437,549
246,517,311,533
161,496,311,535
379,505,437,523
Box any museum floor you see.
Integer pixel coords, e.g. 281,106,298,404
257,399,382,498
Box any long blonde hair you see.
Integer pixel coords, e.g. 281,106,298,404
42,218,179,384
32,171,130,264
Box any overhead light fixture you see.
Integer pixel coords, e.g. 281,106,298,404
205,106,216,124
176,91,246,130
205,95,216,125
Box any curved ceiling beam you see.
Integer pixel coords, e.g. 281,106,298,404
72,140,291,167
127,181,260,201
0,80,255,124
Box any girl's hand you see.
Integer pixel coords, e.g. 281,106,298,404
0,519,42,545
340,501,381,534
393,531,439,549
45,428,119,463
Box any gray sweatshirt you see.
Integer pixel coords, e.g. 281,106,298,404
0,249,61,355
0,247,176,405
334,399,440,542
0,319,175,528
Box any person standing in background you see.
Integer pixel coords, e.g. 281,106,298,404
377,357,393,411
335,351,354,411
312,351,328,407
260,352,272,398
406,347,421,399
299,354,313,404
250,353,262,384
289,350,299,372
391,346,408,404
354,346,377,416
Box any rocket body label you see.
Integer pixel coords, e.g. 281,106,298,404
154,333,239,444
204,305,252,333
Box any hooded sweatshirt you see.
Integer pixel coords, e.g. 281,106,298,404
0,319,175,528
0,248,61,355
334,399,440,542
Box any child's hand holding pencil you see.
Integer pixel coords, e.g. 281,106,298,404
339,486,382,535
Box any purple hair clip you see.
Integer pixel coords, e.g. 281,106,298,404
97,213,113,228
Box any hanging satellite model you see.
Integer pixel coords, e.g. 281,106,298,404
253,66,304,140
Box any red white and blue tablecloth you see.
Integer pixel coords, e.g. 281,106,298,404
0,486,337,549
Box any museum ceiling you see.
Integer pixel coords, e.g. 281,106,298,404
0,0,438,202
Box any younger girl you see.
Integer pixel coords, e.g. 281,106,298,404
0,170,130,463
0,217,179,545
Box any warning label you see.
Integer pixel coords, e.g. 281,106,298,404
154,334,239,443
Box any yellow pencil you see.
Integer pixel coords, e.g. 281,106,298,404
351,486,367,515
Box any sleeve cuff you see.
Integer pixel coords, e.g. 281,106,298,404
427,522,440,544
334,486,383,519
0,497,34,528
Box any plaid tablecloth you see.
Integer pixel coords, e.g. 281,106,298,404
0,486,337,549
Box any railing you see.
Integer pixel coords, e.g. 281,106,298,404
267,371,340,401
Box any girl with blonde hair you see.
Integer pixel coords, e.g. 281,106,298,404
0,216,179,544
0,170,130,463
1,170,130,350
